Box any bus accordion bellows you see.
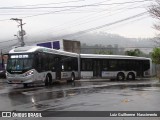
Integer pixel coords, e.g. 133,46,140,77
6,46,152,87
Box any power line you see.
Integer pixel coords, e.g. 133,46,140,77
0,0,152,9
51,12,147,40
0,0,109,21
29,2,148,36
52,4,149,36
0,4,150,15
19,0,112,19
0,1,153,49
27,11,148,44
2,0,85,8
0,3,150,46
0,0,151,22
103,14,149,32
0,7,79,21
0,2,146,44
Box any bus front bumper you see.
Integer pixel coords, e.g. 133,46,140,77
7,75,34,84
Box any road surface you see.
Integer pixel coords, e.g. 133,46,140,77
0,78,160,120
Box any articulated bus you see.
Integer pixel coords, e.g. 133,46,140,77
6,46,80,87
6,46,152,87
80,54,152,80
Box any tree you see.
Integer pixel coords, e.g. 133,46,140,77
151,47,160,80
149,0,160,44
125,49,141,56
151,47,160,64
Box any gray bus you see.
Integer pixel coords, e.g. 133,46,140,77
6,46,152,87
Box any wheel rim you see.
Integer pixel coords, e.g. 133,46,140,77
118,76,122,80
128,74,133,79
117,74,124,80
127,73,135,80
71,75,75,81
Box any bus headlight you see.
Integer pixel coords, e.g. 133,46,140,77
6,72,8,77
6,72,12,77
25,70,34,76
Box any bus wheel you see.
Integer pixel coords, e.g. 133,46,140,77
117,72,125,81
71,73,75,82
127,73,135,80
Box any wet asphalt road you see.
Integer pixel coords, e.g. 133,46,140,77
0,78,160,120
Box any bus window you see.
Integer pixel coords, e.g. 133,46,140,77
72,58,78,71
108,60,118,71
118,60,126,71
143,60,150,71
81,59,92,71
102,60,108,71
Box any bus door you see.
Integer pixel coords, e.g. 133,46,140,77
54,57,61,80
135,60,144,77
93,60,101,77
55,65,61,80
137,60,144,77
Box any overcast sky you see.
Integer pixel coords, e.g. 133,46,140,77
0,0,157,44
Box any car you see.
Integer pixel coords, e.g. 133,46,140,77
0,69,6,78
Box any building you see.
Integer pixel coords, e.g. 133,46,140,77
37,39,81,53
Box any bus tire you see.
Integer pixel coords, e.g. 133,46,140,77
71,73,75,82
117,72,125,81
127,72,135,80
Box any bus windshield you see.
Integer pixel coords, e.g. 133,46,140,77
7,54,33,71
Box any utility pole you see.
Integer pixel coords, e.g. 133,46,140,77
1,49,3,68
11,18,26,47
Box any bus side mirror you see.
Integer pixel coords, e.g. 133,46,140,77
62,65,64,70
